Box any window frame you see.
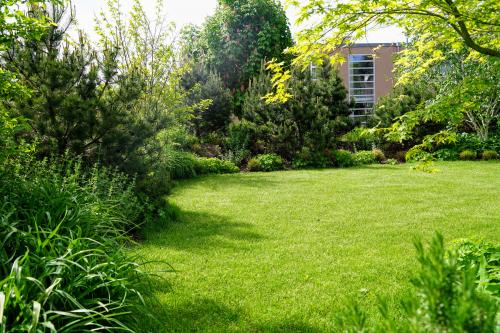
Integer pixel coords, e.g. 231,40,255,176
348,53,376,121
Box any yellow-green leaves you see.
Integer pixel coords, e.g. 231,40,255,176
287,0,499,78
262,59,292,104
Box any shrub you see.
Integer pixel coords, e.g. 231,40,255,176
452,239,500,296
164,149,198,179
481,150,499,160
195,157,240,174
292,147,331,169
224,121,253,166
335,234,499,332
0,159,150,332
456,133,500,153
332,149,354,168
242,61,353,160
247,154,284,172
341,127,383,152
406,149,434,163
459,149,478,161
352,151,376,166
434,148,460,161
372,148,386,163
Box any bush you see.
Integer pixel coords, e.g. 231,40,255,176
372,148,386,163
332,150,354,168
164,149,198,180
247,154,284,172
434,148,460,161
386,158,398,165
352,150,376,166
341,127,383,152
292,147,331,169
195,157,240,174
406,149,434,163
335,234,499,332
459,149,478,161
0,159,150,332
456,133,500,153
482,150,499,160
452,239,500,296
224,121,253,166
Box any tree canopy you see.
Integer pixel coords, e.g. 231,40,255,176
201,0,293,92
288,0,499,67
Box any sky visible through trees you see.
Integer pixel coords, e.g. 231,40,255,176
73,0,405,42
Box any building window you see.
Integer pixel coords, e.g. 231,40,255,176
348,54,375,121
310,63,318,80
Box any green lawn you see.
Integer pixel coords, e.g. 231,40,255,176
136,162,500,332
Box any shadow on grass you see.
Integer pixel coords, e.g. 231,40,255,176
144,209,265,253
171,172,285,196
141,296,323,333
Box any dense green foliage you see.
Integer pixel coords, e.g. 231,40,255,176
386,51,499,153
1,0,498,331
482,150,499,160
0,159,150,332
200,0,292,93
331,149,355,168
352,151,376,166
182,64,234,137
371,82,434,128
196,157,240,175
247,153,284,172
178,0,293,123
4,6,140,159
459,150,478,161
242,62,352,161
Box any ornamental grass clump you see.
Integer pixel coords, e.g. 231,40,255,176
0,159,152,332
481,150,499,160
459,149,477,160
372,148,386,163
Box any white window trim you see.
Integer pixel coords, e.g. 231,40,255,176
310,63,318,80
348,53,376,119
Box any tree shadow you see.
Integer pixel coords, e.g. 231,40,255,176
142,296,324,333
144,209,265,253
254,319,324,333
175,172,283,191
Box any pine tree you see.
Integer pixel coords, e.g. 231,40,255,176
242,61,352,160
2,4,142,163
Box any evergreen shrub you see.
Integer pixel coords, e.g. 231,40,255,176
434,148,460,161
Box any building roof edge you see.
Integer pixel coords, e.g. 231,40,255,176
343,42,402,48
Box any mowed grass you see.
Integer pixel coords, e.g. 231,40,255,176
136,162,500,332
